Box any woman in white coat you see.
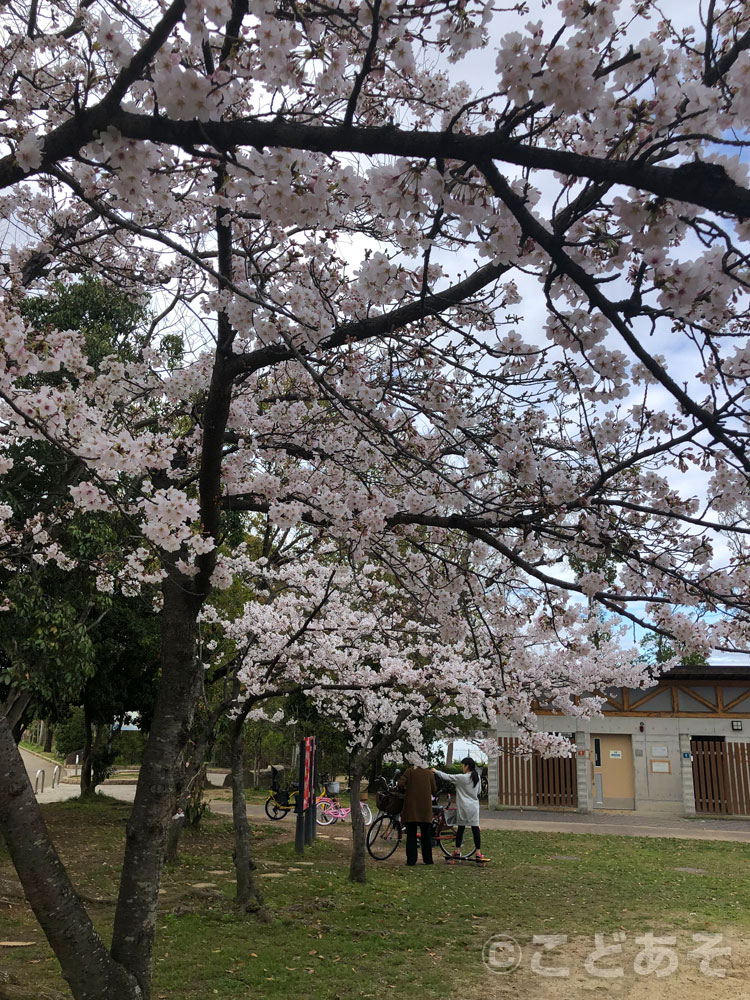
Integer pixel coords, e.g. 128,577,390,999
432,757,485,859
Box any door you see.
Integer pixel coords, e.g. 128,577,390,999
690,737,729,814
591,734,635,809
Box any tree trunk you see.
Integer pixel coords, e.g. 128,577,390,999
229,710,268,918
91,722,111,788
44,722,54,754
109,575,205,998
348,715,411,882
165,810,185,865
1,687,33,741
80,706,94,798
165,702,222,863
0,716,141,1000
348,770,367,884
369,753,380,790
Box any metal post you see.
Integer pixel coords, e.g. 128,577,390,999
52,764,61,789
34,769,45,794
312,739,317,843
294,738,306,854
305,739,317,845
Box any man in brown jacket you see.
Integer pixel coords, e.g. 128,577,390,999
397,766,436,865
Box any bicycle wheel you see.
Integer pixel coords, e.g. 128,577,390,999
316,798,336,826
360,802,372,826
264,797,286,821
436,823,476,858
366,814,402,860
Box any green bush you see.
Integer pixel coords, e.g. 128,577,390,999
54,708,86,759
111,729,146,765
438,761,466,774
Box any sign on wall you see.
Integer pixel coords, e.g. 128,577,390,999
650,760,671,774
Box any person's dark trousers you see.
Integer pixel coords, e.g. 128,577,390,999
405,822,434,864
455,825,481,850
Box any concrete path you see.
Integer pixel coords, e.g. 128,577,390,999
204,797,750,844
18,758,750,845
482,806,750,843
19,747,64,795
18,748,136,804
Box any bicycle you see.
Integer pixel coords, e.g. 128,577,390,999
315,779,373,827
366,777,476,861
264,769,299,820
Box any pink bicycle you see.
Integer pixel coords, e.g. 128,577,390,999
316,780,373,827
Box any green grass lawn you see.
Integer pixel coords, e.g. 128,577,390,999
1,797,749,999
18,739,64,763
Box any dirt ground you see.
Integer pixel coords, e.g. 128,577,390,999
485,930,749,1000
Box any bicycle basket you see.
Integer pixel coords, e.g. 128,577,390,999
325,781,340,795
375,789,404,816
275,789,290,806
443,807,457,825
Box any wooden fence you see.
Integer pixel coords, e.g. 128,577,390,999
691,739,750,815
496,736,578,809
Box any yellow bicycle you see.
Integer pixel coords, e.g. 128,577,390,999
264,772,298,820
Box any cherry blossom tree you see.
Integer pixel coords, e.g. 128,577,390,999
0,0,749,997
215,544,649,884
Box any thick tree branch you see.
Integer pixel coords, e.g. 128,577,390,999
107,113,750,218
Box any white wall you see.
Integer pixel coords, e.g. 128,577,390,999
489,714,748,816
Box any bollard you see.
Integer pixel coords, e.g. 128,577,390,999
52,764,61,789
34,769,45,794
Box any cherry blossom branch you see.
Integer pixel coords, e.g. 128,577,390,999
477,159,750,475
704,24,750,86
230,258,511,377
343,0,382,129
106,112,750,218
0,1,187,189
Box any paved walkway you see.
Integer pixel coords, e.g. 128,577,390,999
18,754,750,844
482,806,750,843
19,747,64,795
18,748,136,804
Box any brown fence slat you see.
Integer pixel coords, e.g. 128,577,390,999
734,744,745,814
726,742,750,816
504,740,511,804
705,740,720,812
497,737,535,807
690,739,740,814
728,744,741,815
691,740,707,812
533,752,542,806
716,742,729,813
707,741,720,812
726,744,738,815
740,744,750,815
496,737,577,810
690,740,702,811
714,741,729,813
